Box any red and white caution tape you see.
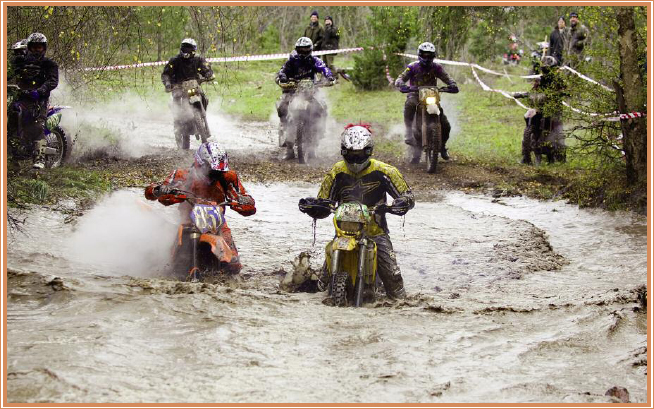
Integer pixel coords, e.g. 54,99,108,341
396,53,540,79
470,66,529,109
560,65,614,92
381,51,395,85
83,47,365,72
561,102,645,121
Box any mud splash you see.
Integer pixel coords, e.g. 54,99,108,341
6,185,647,403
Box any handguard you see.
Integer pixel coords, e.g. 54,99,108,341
298,197,332,219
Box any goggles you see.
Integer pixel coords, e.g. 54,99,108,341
341,148,372,164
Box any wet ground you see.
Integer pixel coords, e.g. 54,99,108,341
7,184,647,403
6,96,648,403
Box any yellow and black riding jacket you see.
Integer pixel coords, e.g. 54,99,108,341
317,159,415,236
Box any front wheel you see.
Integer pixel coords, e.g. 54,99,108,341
193,107,209,144
45,126,72,168
426,117,441,174
332,272,349,307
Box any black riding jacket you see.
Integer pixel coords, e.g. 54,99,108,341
161,53,214,86
10,53,59,100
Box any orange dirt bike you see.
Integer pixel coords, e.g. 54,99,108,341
163,188,240,282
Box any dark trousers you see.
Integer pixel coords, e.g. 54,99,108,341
371,234,406,299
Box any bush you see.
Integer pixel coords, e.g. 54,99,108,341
351,48,389,90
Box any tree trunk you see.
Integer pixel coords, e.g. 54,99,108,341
616,6,647,186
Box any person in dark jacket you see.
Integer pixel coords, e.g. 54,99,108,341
161,38,215,148
8,32,59,169
275,37,334,160
514,56,568,165
395,42,459,162
321,16,340,70
547,17,569,66
566,12,589,68
303,11,323,51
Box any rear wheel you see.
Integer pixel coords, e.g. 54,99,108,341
45,126,72,168
332,272,349,307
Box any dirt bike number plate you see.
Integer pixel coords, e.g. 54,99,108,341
191,205,225,234
333,236,356,251
189,95,202,104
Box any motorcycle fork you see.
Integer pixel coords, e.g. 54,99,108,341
354,239,367,307
329,249,342,295
189,229,201,282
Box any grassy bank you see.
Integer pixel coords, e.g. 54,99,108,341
10,57,644,213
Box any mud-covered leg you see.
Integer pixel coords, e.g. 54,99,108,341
276,94,295,160
371,235,406,299
220,224,242,274
404,94,421,164
439,111,451,160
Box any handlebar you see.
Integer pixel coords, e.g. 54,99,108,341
399,85,454,94
299,198,401,216
278,79,334,90
163,188,234,207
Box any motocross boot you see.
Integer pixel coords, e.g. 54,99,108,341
440,146,450,160
32,140,46,170
282,145,295,160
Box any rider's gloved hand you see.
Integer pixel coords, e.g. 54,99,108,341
164,83,172,93
26,90,40,100
298,197,332,219
153,184,173,197
399,85,411,93
278,73,289,83
394,78,404,88
235,194,254,206
390,197,412,216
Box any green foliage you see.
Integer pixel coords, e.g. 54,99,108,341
256,24,281,54
352,6,418,90
351,48,389,91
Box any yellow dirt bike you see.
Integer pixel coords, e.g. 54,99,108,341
299,199,402,307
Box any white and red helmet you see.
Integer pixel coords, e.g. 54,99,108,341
195,142,229,171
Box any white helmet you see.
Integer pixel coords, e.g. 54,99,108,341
340,125,374,174
181,38,197,58
418,42,436,65
12,39,27,50
195,142,229,172
26,32,47,57
295,37,313,59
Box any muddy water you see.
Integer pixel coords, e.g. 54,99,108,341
7,184,646,403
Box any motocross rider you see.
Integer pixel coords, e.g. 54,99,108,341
299,124,415,299
514,55,568,164
145,142,256,274
161,38,215,147
395,42,459,163
11,39,27,57
8,33,59,169
275,37,335,160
